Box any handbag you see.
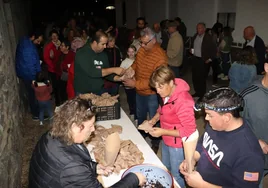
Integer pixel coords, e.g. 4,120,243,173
61,71,68,81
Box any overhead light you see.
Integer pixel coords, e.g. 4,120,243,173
106,6,115,10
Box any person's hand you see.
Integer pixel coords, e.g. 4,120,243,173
181,170,205,188
123,79,135,88
205,59,211,64
106,26,113,33
179,160,188,174
148,127,164,138
114,67,126,76
143,119,155,133
96,164,114,176
148,119,156,127
179,159,196,174
134,172,147,186
259,140,268,154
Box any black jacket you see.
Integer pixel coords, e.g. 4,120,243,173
28,132,139,188
253,35,266,75
244,35,266,74
191,33,217,61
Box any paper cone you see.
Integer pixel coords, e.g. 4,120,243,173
97,175,104,186
104,132,121,166
138,120,153,132
182,130,199,173
125,67,135,78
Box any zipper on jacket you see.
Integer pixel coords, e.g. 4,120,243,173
174,126,177,144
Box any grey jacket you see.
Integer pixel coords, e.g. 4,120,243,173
240,77,268,169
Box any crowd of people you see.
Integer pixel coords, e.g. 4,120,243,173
14,15,268,188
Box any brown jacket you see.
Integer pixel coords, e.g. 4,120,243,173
191,33,217,61
132,43,168,95
167,31,184,67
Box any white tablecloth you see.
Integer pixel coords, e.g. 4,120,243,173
87,108,180,188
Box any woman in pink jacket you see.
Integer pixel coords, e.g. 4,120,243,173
148,65,196,187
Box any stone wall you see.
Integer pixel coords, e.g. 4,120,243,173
0,0,31,187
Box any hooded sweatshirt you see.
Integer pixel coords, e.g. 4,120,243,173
240,77,268,169
158,78,196,148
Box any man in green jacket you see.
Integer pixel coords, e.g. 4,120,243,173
74,30,124,95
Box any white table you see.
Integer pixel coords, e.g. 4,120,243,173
87,108,180,188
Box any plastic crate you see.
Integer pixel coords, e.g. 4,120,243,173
96,102,121,121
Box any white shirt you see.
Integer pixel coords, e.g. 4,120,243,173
164,97,170,104
246,35,256,47
155,32,162,44
120,58,134,69
194,34,204,57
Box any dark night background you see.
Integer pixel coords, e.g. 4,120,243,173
30,0,116,29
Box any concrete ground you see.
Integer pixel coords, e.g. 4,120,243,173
118,60,268,188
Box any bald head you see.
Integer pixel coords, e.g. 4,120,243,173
244,26,256,41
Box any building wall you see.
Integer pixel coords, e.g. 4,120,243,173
177,0,218,36
142,0,167,26
169,0,178,20
117,0,268,43
233,0,268,44
125,0,139,28
217,0,236,13
0,0,31,187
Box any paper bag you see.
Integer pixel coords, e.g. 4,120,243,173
138,120,153,132
120,67,135,81
182,130,199,173
104,132,121,166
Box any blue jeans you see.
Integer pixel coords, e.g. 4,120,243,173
38,100,53,122
136,93,160,147
220,52,231,76
169,65,180,78
136,93,159,125
259,169,268,188
162,141,185,188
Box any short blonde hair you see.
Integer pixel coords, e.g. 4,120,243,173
50,97,96,145
150,65,175,88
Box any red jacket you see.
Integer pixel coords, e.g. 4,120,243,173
158,78,196,148
43,42,61,73
55,50,75,79
67,62,75,99
32,81,52,101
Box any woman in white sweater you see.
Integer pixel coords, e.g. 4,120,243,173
120,45,137,120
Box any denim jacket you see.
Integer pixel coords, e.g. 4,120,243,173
228,61,257,93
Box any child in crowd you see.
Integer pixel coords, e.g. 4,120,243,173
120,45,137,120
32,71,53,125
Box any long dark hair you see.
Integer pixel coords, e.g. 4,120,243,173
34,71,50,87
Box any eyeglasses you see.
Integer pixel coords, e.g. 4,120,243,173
139,37,154,46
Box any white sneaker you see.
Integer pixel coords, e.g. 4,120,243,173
217,73,224,78
40,121,43,126
54,106,60,113
130,114,135,121
221,75,229,80
134,119,138,127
